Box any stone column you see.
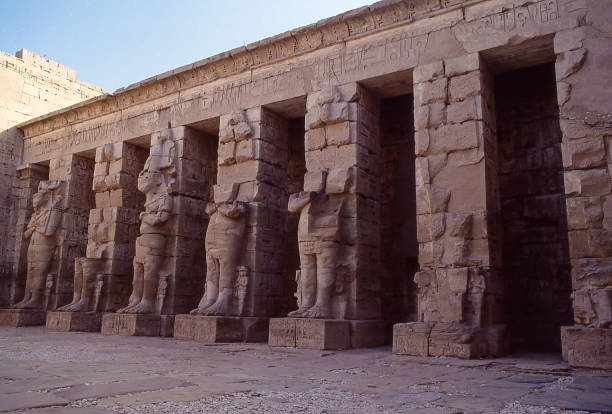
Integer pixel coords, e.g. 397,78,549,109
46,143,147,331
101,126,215,337
217,107,289,317
269,83,385,349
89,142,147,311
394,54,505,358
4,164,49,306
163,127,218,316
174,107,290,343
47,154,95,309
554,12,612,369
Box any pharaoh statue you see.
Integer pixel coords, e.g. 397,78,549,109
14,181,64,309
190,192,247,316
118,137,175,314
288,170,346,319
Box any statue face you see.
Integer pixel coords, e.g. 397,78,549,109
32,190,47,209
138,170,161,192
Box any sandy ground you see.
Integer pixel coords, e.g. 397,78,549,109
1,326,611,413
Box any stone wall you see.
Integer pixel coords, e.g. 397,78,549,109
554,1,612,369
0,49,105,131
1,0,609,365
0,49,104,306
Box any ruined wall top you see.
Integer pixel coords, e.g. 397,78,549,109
0,48,106,131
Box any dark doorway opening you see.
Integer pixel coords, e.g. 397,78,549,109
281,117,306,315
495,63,572,352
380,94,419,340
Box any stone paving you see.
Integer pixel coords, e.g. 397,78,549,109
1,327,611,413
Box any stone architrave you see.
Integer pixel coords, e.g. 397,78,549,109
47,143,146,332
269,83,386,350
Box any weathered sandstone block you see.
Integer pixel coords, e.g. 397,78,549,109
173,315,268,343
101,313,174,337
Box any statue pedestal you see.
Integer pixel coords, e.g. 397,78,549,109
561,326,612,370
268,318,385,350
393,322,509,359
46,311,104,332
0,309,47,326
174,315,269,343
100,313,174,337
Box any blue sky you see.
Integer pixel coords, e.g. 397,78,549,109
0,0,370,92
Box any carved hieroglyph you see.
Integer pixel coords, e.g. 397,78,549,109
118,137,175,314
191,196,248,316
14,181,64,309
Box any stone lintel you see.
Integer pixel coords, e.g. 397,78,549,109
173,315,269,343
393,322,509,359
46,311,105,332
101,313,174,337
0,309,46,326
561,326,612,370
269,318,385,350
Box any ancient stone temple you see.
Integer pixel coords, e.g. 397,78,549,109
0,0,610,370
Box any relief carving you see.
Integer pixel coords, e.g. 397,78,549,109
117,136,175,314
234,265,249,317
14,181,64,309
190,194,248,316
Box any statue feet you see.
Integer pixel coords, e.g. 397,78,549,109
13,298,43,310
124,300,154,314
116,302,137,313
200,297,231,316
189,306,209,315
302,305,333,319
287,307,309,318
58,299,89,312
193,297,215,314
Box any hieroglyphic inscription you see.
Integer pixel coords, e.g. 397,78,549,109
22,31,427,164
462,0,559,36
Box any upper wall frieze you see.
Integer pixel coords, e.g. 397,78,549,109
18,0,472,137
